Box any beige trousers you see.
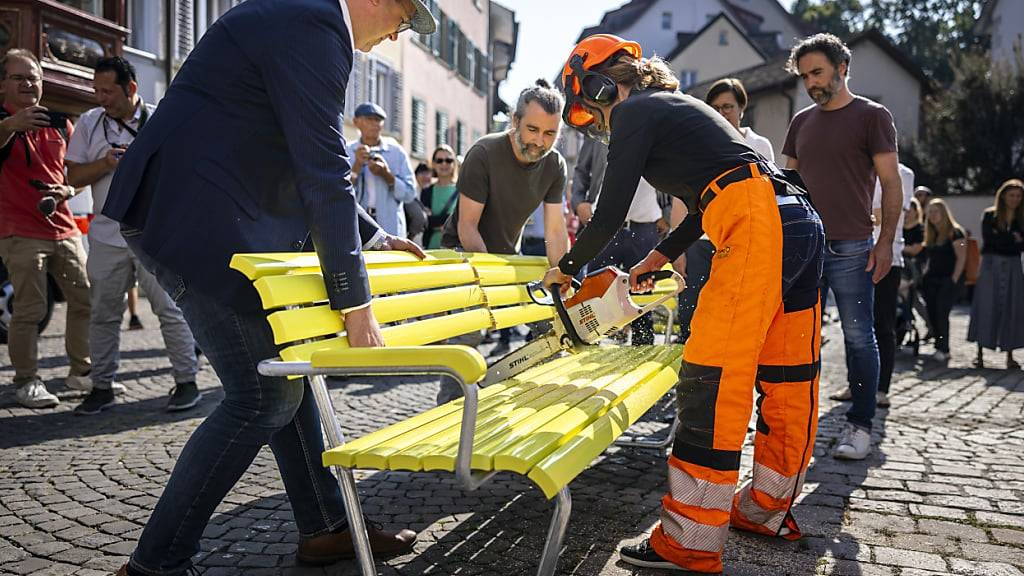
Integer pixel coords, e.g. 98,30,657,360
0,235,91,384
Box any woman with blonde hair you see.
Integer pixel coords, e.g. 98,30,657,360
922,199,967,362
968,178,1024,368
544,34,824,573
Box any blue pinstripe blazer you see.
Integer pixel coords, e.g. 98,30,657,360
104,0,381,312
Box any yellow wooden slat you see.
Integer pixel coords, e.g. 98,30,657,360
252,263,478,310
490,304,555,328
419,347,647,471
464,253,548,267
309,345,488,387
373,354,589,470
231,250,468,281
493,346,682,474
265,285,487,345
278,308,494,362
481,285,534,307
322,380,521,468
476,265,547,286
527,363,682,499
353,380,545,470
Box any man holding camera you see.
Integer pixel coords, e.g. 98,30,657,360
65,56,201,415
0,48,91,409
347,102,417,237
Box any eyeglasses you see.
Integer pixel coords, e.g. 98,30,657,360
434,158,455,164
6,74,41,85
712,103,737,113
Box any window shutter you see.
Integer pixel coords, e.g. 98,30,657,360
345,51,365,119
390,69,403,136
175,0,195,62
436,110,449,148
412,99,426,156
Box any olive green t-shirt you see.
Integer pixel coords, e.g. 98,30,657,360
441,132,567,255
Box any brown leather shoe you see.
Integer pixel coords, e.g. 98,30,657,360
297,525,417,565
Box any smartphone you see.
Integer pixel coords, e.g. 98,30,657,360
45,111,68,129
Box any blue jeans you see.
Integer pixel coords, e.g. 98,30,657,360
124,232,347,576
821,238,879,430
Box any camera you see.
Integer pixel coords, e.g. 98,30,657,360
45,111,68,129
30,179,60,217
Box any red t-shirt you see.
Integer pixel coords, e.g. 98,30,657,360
0,104,78,240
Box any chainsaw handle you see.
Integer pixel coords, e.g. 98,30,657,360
526,278,581,306
550,279,587,348
630,270,674,294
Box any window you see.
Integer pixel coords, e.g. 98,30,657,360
463,41,475,84
678,70,698,88
474,48,489,92
411,98,427,156
445,21,460,69
431,5,443,57
417,0,436,46
661,12,672,30
127,0,164,55
456,120,466,155
345,54,402,137
719,30,729,46
436,110,450,148
56,0,102,17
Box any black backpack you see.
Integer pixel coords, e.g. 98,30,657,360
0,109,69,168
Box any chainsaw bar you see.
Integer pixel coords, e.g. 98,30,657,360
481,333,570,386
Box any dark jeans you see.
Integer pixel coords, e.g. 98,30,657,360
678,238,715,342
123,232,347,576
922,275,959,353
590,222,661,345
821,238,879,430
520,236,547,257
874,266,901,394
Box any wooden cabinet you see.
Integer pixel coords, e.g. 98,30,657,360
0,0,127,114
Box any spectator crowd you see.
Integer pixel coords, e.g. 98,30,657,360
0,13,1021,576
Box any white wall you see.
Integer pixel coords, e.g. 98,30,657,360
847,39,921,142
990,0,1024,67
943,195,997,239
746,90,793,165
620,0,731,58
729,0,805,47
670,18,765,87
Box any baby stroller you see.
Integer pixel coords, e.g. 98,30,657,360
896,262,922,356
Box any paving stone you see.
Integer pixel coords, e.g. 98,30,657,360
872,546,948,571
948,558,1024,576
1,306,1022,575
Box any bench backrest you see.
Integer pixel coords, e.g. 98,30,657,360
230,250,680,364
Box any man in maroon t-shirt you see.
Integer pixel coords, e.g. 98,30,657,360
782,34,903,461
0,49,91,409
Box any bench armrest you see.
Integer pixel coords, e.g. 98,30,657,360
257,345,494,491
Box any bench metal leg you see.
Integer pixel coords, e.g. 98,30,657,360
536,487,572,576
308,374,377,576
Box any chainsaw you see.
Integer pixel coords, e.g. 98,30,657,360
481,266,685,386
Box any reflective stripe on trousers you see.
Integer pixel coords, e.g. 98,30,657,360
650,172,823,573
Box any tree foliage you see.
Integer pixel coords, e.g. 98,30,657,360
912,52,1024,195
790,0,985,85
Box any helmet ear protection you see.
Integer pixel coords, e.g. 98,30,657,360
569,54,619,105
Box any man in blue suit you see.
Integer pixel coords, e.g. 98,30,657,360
103,1,436,574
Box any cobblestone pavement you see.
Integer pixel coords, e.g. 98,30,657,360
1,303,1022,576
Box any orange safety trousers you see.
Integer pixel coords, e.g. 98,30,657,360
650,167,822,574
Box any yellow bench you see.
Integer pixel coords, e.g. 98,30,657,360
229,250,682,576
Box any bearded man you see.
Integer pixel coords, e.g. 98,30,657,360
441,79,569,264
782,33,903,461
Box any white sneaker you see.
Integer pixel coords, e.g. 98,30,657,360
933,351,950,362
829,388,853,401
876,391,891,407
15,380,60,409
834,423,872,460
65,374,125,394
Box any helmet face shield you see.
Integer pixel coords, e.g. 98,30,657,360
562,54,612,143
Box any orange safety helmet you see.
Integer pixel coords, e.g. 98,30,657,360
560,34,642,137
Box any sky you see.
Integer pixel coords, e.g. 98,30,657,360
496,0,630,106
